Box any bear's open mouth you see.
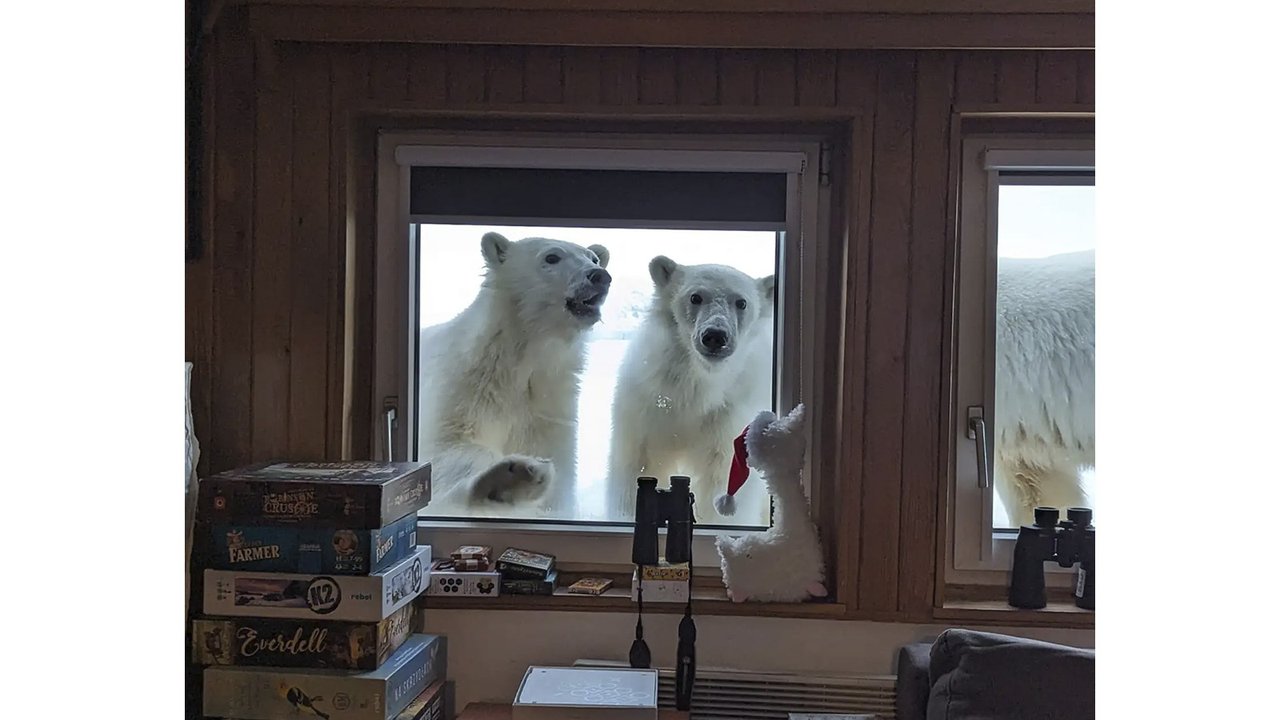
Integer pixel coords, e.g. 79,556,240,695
565,292,605,318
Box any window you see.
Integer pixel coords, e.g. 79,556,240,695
373,131,831,565
950,135,1096,578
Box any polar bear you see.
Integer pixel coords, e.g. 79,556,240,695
606,256,775,524
994,249,1095,527
417,231,612,517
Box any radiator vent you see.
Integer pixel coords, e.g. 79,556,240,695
573,659,897,720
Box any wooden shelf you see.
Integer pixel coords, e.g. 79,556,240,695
418,585,849,619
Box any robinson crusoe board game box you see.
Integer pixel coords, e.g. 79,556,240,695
191,603,416,671
203,633,447,720
205,510,418,576
204,545,431,622
200,461,432,529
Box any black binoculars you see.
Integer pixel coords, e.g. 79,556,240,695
1009,506,1095,610
631,475,695,566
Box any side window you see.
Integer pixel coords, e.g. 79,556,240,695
952,136,1096,574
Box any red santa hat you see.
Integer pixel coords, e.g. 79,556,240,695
714,424,752,516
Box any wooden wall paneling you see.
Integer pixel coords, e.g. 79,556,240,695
835,51,877,110
208,7,256,473
330,46,359,460
995,52,1036,106
833,50,877,612
954,51,997,105
796,50,837,108
1076,52,1094,105
486,45,526,104
407,44,449,106
287,45,334,460
250,37,295,463
717,50,757,105
857,52,916,613
756,50,797,106
523,46,565,104
1034,51,1078,105
676,49,718,106
638,48,678,105
187,20,217,477
898,51,954,618
369,43,410,104
446,45,486,103
562,47,602,105
599,47,639,105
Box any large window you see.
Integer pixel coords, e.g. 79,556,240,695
373,132,831,560
951,135,1096,577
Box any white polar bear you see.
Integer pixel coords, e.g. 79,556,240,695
606,256,775,524
994,249,1095,527
417,231,612,517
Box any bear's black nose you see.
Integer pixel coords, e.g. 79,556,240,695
588,268,612,286
701,329,728,351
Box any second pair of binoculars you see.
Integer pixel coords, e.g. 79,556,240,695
1009,506,1095,611
631,475,695,566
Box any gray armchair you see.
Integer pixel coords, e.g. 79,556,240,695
895,629,1095,720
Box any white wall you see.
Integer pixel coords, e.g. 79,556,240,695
423,608,1095,709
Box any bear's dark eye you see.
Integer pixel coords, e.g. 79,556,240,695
545,253,561,265
735,299,747,310
590,255,599,265
690,293,703,305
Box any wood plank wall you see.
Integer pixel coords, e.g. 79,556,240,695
185,7,1094,619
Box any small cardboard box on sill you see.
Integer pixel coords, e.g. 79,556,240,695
513,666,659,720
631,561,690,604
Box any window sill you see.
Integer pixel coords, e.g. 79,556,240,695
934,585,1095,630
417,577,848,619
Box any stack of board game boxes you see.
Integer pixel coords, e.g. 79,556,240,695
190,461,454,720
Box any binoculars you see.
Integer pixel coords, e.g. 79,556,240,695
631,475,695,566
1009,506,1095,610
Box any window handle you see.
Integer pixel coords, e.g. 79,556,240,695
967,406,991,490
384,405,398,463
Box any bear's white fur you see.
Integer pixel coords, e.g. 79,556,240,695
994,249,1095,527
416,232,612,516
606,256,775,523
715,404,827,603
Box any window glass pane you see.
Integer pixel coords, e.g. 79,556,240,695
416,224,778,529
993,183,1096,530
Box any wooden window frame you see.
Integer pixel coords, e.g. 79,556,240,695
370,126,849,614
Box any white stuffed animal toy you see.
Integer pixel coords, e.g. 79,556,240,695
713,403,828,603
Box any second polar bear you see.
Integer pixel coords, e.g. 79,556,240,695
607,255,776,524
417,231,612,517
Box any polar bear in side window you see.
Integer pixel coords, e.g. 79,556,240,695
994,249,1095,527
417,231,612,517
606,256,775,524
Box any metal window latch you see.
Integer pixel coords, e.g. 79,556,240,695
383,399,398,463
967,406,991,490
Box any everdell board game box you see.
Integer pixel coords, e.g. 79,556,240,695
191,603,415,671
204,511,418,576
200,461,432,529
203,633,447,720
204,545,431,622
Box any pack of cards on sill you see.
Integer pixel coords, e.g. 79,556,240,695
631,561,690,604
191,461,451,720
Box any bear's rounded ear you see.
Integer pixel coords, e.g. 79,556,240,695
481,232,511,266
588,244,610,268
758,274,777,302
649,255,679,288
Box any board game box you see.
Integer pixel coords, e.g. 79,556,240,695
395,679,454,720
426,559,501,598
500,569,558,596
204,545,431,622
200,461,432,529
204,511,419,576
191,603,415,671
495,547,556,580
203,633,447,720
